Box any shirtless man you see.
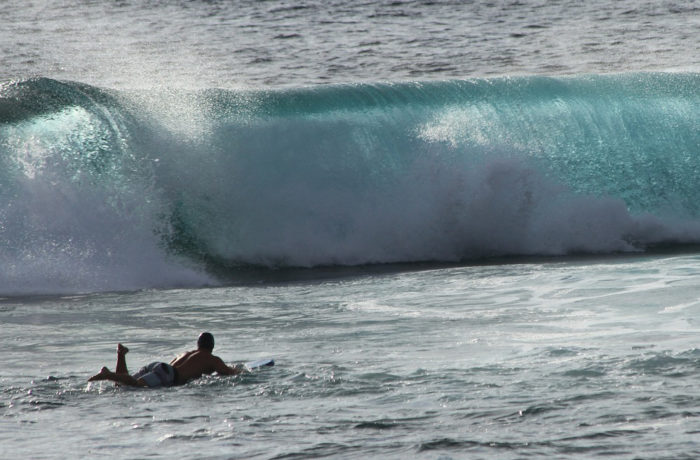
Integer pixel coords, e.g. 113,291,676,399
88,332,244,387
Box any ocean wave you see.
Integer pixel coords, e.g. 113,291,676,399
0,73,698,293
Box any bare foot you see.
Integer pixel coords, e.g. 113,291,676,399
88,366,113,382
117,343,129,355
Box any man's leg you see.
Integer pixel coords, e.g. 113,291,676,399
116,343,129,375
88,367,145,387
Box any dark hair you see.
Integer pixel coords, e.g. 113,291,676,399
197,332,215,351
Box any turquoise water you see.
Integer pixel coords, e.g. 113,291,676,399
1,74,699,293
1,0,699,458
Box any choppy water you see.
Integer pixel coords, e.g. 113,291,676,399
3,256,700,458
1,0,700,458
1,0,698,88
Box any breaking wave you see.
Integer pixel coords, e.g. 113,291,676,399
1,73,698,293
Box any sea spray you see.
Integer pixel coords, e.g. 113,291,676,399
0,79,211,293
0,73,698,292
148,73,700,266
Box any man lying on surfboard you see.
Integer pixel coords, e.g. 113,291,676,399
88,332,244,387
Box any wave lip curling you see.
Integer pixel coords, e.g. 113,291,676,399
0,73,698,292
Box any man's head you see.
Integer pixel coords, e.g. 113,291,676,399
197,332,215,352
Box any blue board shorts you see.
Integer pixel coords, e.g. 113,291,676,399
133,362,178,387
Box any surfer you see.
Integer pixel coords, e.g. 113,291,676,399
87,332,244,387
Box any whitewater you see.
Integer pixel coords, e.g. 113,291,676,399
2,74,699,293
1,1,699,459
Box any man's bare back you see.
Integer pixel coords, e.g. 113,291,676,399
170,349,241,383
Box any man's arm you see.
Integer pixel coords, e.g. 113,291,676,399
213,355,244,375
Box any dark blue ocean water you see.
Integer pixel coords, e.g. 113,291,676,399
1,0,697,88
1,1,699,458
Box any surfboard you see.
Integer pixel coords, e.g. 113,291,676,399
245,358,275,369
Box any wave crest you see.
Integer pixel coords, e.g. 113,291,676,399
0,73,698,293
